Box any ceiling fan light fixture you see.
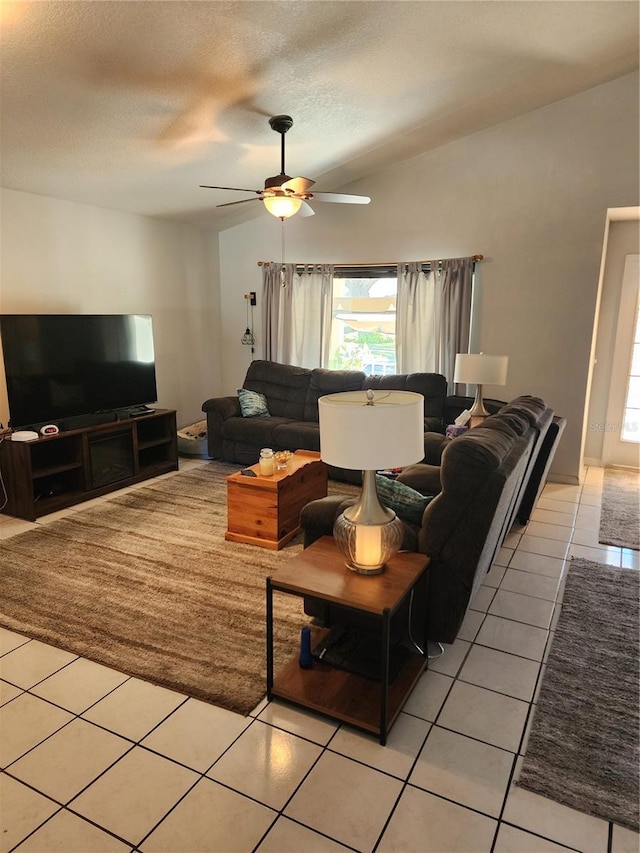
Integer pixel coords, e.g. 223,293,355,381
263,194,302,219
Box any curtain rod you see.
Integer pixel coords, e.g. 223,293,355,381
257,255,483,267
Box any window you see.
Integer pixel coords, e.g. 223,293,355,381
328,276,397,374
621,282,640,442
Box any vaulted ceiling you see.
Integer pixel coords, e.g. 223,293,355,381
1,1,637,227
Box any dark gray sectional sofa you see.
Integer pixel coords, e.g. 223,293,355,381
202,360,448,480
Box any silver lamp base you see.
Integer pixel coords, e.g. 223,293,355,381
333,470,404,574
468,383,490,417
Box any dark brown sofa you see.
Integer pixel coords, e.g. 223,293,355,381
300,396,555,644
201,360,448,481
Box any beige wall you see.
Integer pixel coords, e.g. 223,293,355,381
0,189,222,429
219,72,639,483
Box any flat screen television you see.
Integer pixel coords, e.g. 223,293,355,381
0,314,158,429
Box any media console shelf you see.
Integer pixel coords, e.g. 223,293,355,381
0,409,178,521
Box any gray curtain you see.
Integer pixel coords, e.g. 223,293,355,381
396,256,473,387
262,263,334,367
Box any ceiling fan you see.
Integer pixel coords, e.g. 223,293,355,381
200,115,371,219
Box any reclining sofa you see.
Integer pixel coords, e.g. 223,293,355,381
300,396,555,644
202,360,448,481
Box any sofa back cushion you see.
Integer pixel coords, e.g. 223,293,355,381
243,360,312,419
303,367,366,422
363,373,447,420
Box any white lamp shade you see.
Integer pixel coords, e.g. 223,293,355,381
454,353,509,386
318,390,425,470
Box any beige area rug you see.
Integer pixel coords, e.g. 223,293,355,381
599,467,640,551
0,463,358,715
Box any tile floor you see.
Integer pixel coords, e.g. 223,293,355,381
1,462,639,853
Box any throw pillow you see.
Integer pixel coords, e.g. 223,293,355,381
237,388,270,418
375,475,433,526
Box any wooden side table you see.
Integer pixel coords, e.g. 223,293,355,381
225,450,327,550
266,536,430,745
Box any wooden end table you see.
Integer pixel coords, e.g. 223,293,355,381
225,450,327,550
266,536,430,744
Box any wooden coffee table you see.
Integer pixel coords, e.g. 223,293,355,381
266,536,430,744
225,450,328,550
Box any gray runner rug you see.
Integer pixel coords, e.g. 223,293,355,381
599,467,640,551
518,557,639,831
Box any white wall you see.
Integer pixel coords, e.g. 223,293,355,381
219,72,639,483
0,188,222,429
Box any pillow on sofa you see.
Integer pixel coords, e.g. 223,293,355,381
375,475,433,525
237,388,270,418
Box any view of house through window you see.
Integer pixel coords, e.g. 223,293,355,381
328,277,397,374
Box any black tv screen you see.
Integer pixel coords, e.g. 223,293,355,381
0,314,158,428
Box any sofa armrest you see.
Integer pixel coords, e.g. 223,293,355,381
201,395,241,458
397,463,442,496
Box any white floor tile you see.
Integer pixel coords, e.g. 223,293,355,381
428,638,471,677
377,784,497,853
0,693,73,768
257,816,348,852
258,700,338,745
494,823,577,852
508,550,566,578
470,585,496,613
525,521,573,543
402,669,454,722
8,718,131,804
493,547,513,568
0,680,22,707
518,534,570,559
0,518,38,538
541,484,581,503
475,615,548,661
459,645,540,702
503,779,609,853
437,681,529,752
483,564,507,588
31,658,129,714
611,823,640,853
499,568,561,601
530,507,576,527
0,773,59,853
0,628,31,656
537,497,579,516
410,725,514,817
621,549,640,570
206,720,322,811
16,808,131,852
0,640,76,689
70,746,198,847
285,751,402,852
142,697,249,772
488,589,555,629
456,609,485,642
141,776,275,853
569,542,622,566
329,712,430,780
82,677,186,741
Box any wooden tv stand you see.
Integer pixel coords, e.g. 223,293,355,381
0,409,178,521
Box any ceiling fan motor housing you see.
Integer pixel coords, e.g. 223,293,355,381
268,115,294,135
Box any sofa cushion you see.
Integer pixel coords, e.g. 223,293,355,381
237,388,270,418
272,421,321,452
243,360,312,419
364,373,447,420
221,415,294,445
375,475,434,525
303,368,366,422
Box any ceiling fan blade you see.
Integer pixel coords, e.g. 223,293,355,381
299,201,315,217
308,192,371,204
216,197,263,208
200,185,262,193
281,176,315,194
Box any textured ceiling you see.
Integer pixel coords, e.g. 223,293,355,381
0,0,638,227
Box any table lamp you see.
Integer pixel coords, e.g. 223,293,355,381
318,389,425,575
453,353,509,417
